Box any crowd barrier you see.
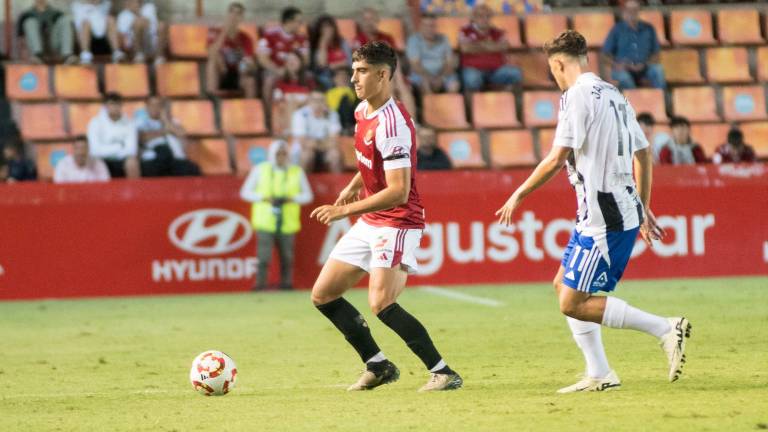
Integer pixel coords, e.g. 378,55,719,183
0,164,765,300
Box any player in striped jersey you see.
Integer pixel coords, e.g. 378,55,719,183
496,31,691,393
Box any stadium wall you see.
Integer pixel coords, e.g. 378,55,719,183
0,164,766,300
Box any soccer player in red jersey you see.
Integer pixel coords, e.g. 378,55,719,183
310,42,462,392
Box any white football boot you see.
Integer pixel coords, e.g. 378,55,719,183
660,317,692,382
557,370,621,393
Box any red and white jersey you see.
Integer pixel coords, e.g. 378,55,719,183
354,97,425,229
257,27,309,67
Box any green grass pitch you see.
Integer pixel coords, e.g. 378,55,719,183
2,277,766,431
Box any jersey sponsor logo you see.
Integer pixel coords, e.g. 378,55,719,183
593,271,609,288
168,209,252,255
355,149,373,169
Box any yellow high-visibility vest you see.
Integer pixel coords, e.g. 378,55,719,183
251,162,302,234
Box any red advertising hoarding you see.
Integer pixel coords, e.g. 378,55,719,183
0,165,766,300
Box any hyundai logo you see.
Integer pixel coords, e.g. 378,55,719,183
168,209,252,255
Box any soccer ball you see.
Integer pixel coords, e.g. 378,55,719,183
189,350,238,396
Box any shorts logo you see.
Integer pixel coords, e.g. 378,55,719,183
374,237,388,249
379,252,388,261
593,272,608,288
564,270,576,280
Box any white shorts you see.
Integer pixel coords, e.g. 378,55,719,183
329,220,422,274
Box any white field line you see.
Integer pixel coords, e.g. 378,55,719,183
418,286,504,308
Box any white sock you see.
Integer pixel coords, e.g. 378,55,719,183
567,317,611,379
429,359,447,373
365,352,387,363
602,297,671,339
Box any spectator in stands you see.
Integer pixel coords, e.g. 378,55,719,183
72,0,125,64
2,139,37,182
17,0,76,64
291,90,343,173
258,7,309,107
135,96,200,177
658,116,707,165
116,0,167,64
636,112,658,159
406,13,459,94
87,92,140,178
240,139,313,291
206,2,256,98
416,126,452,170
602,0,666,90
713,127,757,164
309,14,351,90
459,4,521,92
53,140,111,183
325,67,357,134
272,51,315,136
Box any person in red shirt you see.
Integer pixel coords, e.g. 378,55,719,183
309,41,463,393
310,15,351,90
272,51,316,136
458,4,521,91
205,2,256,97
713,128,757,164
257,7,308,107
658,116,708,165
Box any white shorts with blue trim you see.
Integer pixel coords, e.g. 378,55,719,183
560,227,639,293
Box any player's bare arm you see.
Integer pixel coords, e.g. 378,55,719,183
311,168,410,225
334,172,364,205
496,146,572,226
633,146,665,247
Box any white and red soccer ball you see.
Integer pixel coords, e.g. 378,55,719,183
189,350,237,396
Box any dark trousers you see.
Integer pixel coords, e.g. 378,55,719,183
141,144,200,177
256,230,295,289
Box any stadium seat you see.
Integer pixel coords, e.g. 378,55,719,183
67,101,144,137
336,18,357,44
671,86,719,122
53,65,100,100
524,13,568,48
436,131,484,168
104,64,150,98
170,100,217,136
168,24,209,58
156,62,200,98
624,88,668,123
660,49,704,84
423,94,469,130
220,99,267,136
379,18,405,51
722,85,767,122
536,128,555,160
523,91,560,127
491,15,523,48
435,16,467,49
186,139,232,175
717,9,762,44
740,121,768,158
5,64,51,101
234,137,272,174
689,123,730,157
756,47,768,82
639,10,669,46
35,142,74,180
518,51,555,88
339,136,358,170
571,12,615,48
670,10,716,46
705,47,752,84
17,103,66,140
488,129,536,167
471,92,520,129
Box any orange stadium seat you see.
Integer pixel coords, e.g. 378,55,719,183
623,88,668,123
717,9,762,44
705,47,752,84
234,137,272,174
186,139,232,175
35,142,74,180
220,99,267,136
436,131,484,168
572,12,615,48
639,10,669,46
336,18,357,44
722,85,767,122
156,62,200,98
170,100,217,136
491,15,523,48
518,51,555,88
435,16,466,49
536,128,555,160
488,129,536,167
169,24,209,58
379,18,405,51
423,93,469,130
339,136,358,170
524,13,568,48
104,64,150,98
523,91,560,127
472,92,520,129
17,103,66,140
53,65,99,100
756,47,768,82
5,64,51,101
670,10,716,46
690,123,730,157
660,49,704,84
672,86,719,122
67,101,144,137
740,121,768,158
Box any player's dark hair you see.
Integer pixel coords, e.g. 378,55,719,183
670,116,690,128
104,92,123,104
421,12,438,21
543,30,588,58
727,128,743,145
636,112,655,126
281,7,302,24
352,41,397,81
228,2,245,13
